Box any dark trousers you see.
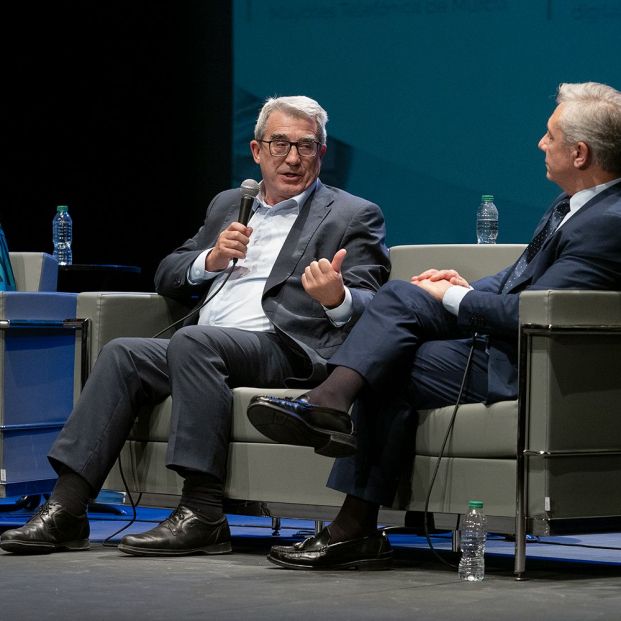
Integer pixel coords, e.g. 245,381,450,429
49,325,306,493
326,280,491,505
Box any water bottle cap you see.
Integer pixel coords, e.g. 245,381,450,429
56,205,69,213
468,500,484,509
481,195,494,202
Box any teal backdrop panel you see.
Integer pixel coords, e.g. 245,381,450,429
232,0,621,247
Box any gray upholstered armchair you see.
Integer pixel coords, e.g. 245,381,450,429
78,244,621,578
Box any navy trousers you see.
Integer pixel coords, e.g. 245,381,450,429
326,280,492,505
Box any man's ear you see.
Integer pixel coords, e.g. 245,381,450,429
250,140,261,164
573,141,591,169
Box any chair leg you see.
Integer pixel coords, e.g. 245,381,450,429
514,329,529,581
514,527,528,581
451,529,460,553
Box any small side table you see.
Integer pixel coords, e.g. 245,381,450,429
57,264,143,292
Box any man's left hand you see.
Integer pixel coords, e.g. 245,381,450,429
302,249,347,308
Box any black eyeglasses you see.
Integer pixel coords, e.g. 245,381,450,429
259,139,321,158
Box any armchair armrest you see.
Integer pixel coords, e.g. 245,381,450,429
518,289,621,456
76,292,190,368
519,290,621,327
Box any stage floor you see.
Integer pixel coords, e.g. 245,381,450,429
2,502,621,620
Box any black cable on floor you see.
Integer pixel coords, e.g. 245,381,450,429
100,262,238,542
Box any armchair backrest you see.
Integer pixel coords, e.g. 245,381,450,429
8,252,58,291
389,244,526,282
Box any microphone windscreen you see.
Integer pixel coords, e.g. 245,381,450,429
241,179,260,199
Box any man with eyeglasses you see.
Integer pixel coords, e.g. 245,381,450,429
0,96,390,557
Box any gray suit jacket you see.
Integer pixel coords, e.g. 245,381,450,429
154,183,391,383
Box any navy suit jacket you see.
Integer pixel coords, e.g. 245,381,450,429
154,182,391,383
458,182,621,401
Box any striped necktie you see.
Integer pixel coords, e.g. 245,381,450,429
502,199,571,293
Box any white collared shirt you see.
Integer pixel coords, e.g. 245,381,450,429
561,177,621,226
189,179,353,331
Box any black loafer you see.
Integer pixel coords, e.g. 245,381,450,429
247,395,357,457
268,527,392,570
117,505,232,556
0,501,90,555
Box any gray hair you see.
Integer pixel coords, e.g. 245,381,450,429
254,96,329,145
556,82,621,173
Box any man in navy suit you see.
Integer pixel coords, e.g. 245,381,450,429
249,81,621,570
0,96,389,556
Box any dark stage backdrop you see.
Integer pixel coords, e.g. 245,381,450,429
3,2,232,290
6,1,621,288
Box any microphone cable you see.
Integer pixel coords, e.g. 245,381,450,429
416,333,621,569
101,458,142,547
151,262,237,338
100,261,238,543
420,332,479,570
96,178,258,541
151,178,257,338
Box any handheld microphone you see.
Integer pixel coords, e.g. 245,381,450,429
152,180,260,337
238,179,260,226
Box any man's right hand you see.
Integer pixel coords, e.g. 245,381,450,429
410,268,470,289
205,223,252,271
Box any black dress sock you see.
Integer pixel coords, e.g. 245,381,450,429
180,470,225,522
327,494,379,543
305,366,365,413
49,466,94,516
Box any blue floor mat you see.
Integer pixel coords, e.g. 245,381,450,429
2,500,620,566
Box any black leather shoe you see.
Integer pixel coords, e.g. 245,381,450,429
268,527,392,570
247,395,357,457
0,501,89,554
117,505,232,556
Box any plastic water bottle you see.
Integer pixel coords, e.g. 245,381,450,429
476,194,498,244
52,205,73,265
458,500,487,582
